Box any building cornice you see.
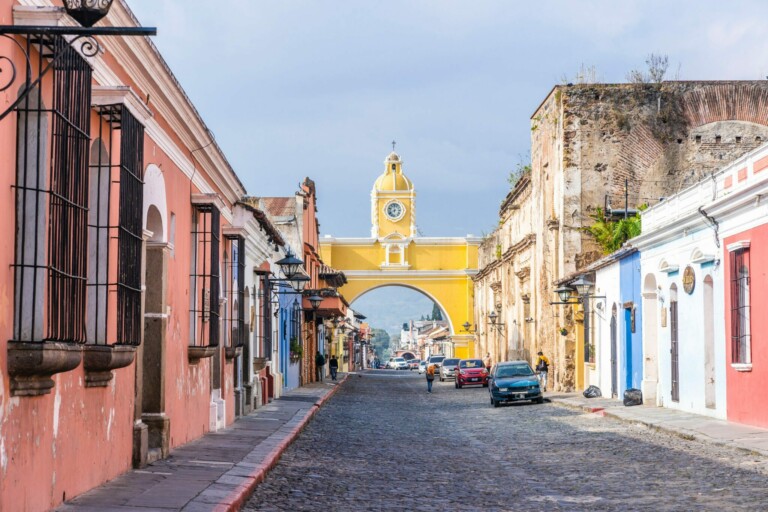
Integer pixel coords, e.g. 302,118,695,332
343,270,478,279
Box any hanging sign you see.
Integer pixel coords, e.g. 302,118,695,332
683,265,695,295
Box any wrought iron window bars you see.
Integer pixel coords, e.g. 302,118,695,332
191,204,220,349
89,104,144,347
224,235,246,350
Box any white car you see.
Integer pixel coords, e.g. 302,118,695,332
387,357,408,370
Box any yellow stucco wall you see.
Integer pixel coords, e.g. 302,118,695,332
320,239,479,360
320,150,479,359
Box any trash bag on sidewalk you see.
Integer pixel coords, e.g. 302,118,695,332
623,388,643,406
583,385,602,398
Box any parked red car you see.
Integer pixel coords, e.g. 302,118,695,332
455,358,489,388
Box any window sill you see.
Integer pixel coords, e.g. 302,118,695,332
83,345,136,387
224,346,243,360
731,363,753,372
188,345,217,364
8,342,82,396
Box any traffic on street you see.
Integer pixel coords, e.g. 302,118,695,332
244,370,768,511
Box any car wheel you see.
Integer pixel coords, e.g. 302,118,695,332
440,376,444,382
492,399,500,408
489,395,494,404
536,396,544,404
457,382,463,389
482,383,489,388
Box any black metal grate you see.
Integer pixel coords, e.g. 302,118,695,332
730,248,751,364
191,204,220,347
13,36,91,343
225,236,245,348
116,107,144,345
670,300,679,402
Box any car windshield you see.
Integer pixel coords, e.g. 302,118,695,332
443,359,459,366
429,356,445,363
496,364,534,378
460,359,484,368
394,358,405,362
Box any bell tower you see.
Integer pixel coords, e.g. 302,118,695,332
370,150,416,242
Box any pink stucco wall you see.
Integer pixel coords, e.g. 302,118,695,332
0,2,239,508
724,225,768,428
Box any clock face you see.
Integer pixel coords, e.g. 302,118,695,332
385,201,404,220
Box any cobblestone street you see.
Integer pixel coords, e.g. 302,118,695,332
244,371,768,511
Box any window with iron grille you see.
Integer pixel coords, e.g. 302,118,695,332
225,236,245,349
88,105,145,346
190,204,220,347
730,248,751,364
13,36,91,343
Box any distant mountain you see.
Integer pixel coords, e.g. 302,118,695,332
351,286,439,336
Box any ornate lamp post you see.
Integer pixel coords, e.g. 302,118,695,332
0,1,157,121
62,0,115,27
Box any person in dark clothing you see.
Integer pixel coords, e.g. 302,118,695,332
315,351,326,382
329,355,339,381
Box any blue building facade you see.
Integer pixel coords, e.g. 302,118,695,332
619,252,643,393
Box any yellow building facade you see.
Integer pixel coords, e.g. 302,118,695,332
320,151,481,358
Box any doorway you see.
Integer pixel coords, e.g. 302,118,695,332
624,306,633,391
704,276,715,409
670,284,679,403
610,304,617,398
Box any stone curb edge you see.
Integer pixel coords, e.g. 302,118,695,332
211,376,349,512
549,398,768,458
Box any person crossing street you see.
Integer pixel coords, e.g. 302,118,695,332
535,351,550,391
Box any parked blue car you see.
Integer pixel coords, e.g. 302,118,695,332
488,361,543,407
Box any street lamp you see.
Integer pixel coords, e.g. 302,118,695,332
461,321,476,333
306,292,323,311
289,271,310,293
551,276,603,364
276,251,304,280
0,2,157,122
487,310,505,333
62,0,114,27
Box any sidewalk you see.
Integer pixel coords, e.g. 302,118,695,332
57,375,348,512
547,392,768,456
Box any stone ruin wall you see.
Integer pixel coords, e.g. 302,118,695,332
528,81,768,391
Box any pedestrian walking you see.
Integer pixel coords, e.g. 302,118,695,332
315,351,326,382
329,355,339,381
483,352,492,372
535,351,550,391
426,363,436,393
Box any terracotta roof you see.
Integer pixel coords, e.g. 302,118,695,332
257,197,296,218
319,264,348,288
235,200,285,247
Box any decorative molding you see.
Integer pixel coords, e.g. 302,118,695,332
658,260,679,274
344,269,478,278
726,240,751,253
92,86,153,125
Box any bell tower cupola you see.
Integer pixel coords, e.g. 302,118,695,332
371,146,416,240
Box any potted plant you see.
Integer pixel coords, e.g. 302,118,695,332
289,338,303,363
559,327,568,336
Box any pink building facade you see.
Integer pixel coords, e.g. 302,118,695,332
0,2,285,510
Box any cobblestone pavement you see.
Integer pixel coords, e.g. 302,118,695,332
243,370,768,512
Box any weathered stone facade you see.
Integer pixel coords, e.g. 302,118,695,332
477,81,768,391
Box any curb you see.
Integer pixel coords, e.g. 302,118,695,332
210,375,349,512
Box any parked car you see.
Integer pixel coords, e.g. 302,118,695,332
408,359,421,370
427,355,446,372
455,358,489,388
418,360,428,374
488,361,543,407
439,358,460,381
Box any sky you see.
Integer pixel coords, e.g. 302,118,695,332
128,1,768,331
128,0,768,239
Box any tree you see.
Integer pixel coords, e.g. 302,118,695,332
430,303,443,322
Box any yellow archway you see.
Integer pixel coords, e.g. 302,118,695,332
320,151,481,358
